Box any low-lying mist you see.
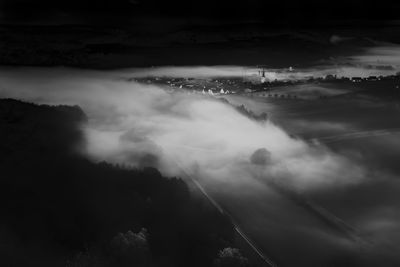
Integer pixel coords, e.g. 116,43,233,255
0,67,366,192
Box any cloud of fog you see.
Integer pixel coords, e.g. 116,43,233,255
349,45,400,68
0,67,368,193
116,66,250,78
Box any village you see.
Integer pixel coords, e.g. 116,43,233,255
131,67,400,100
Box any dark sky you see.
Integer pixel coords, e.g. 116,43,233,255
1,0,400,25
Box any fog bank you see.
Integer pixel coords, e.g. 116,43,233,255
0,67,367,192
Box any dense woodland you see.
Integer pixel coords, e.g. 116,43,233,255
0,99,243,267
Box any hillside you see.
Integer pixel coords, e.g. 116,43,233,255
0,99,235,267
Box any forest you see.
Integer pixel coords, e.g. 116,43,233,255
0,99,243,267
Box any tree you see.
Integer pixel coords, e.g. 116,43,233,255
110,228,150,267
250,148,272,166
213,247,249,267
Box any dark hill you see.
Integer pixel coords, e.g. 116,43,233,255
0,99,234,267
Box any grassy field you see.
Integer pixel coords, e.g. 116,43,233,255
219,92,400,266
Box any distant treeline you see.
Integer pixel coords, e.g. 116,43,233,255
0,99,236,267
219,98,268,122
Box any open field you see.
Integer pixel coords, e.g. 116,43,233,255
219,92,400,266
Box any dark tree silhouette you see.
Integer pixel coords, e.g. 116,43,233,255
0,99,234,267
214,247,249,267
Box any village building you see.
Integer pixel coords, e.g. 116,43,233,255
351,77,363,83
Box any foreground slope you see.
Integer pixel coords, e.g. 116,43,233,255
0,99,235,267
